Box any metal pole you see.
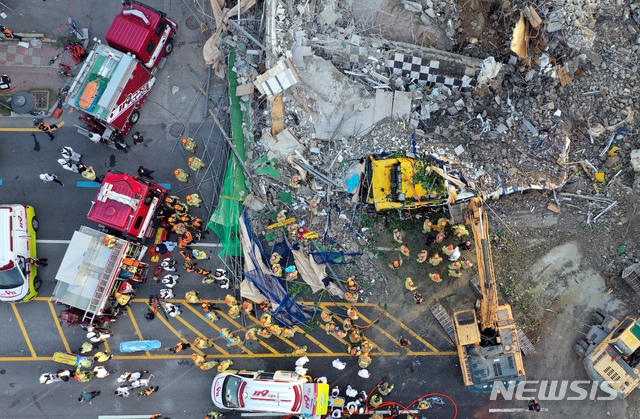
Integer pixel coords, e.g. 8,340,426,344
204,64,212,119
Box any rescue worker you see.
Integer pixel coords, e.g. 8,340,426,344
417,399,430,410
164,195,182,210
349,329,363,344
202,301,220,312
405,277,417,291
528,399,541,413
228,304,241,319
168,342,190,354
422,219,433,234
358,354,372,368
192,249,210,260
200,360,219,370
282,326,297,338
0,24,22,41
226,335,242,347
173,201,189,214
435,232,445,243
205,311,219,322
449,269,463,278
191,354,206,367
35,120,58,140
245,328,259,340
259,327,272,338
453,224,469,238
59,146,81,161
180,249,193,262
449,261,462,271
184,261,196,273
185,291,201,304
79,342,95,354
309,197,319,215
429,273,442,283
429,253,443,266
202,274,216,284
462,259,473,269
205,411,225,419
461,240,473,250
389,257,403,269
166,215,179,227
377,381,394,395
413,291,423,304
195,267,211,276
443,244,455,257
173,223,188,235
293,346,307,356
160,288,174,300
182,137,197,153
289,175,301,188
272,263,283,277
138,386,159,396
174,168,191,183
433,218,449,232
164,302,181,317
188,157,206,171
74,369,94,382
242,301,253,316
93,351,112,362
393,229,403,243
347,308,359,321
193,337,212,349
416,250,428,263
370,393,383,408
400,245,410,257
161,258,176,271
217,359,233,372
285,265,298,280
162,274,179,288
186,193,202,208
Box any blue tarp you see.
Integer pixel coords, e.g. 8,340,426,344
242,211,314,326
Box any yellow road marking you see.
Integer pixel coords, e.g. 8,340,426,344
0,351,455,362
104,339,111,353
128,306,150,356
0,121,65,132
12,304,36,357
381,310,440,353
299,328,333,354
147,303,205,357
180,304,229,355
48,301,70,353
220,312,279,354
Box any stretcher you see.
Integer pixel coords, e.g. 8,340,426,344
120,340,161,352
53,351,94,368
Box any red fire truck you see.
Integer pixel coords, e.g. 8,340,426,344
67,1,176,140
87,172,167,242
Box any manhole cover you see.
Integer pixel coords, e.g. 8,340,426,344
186,16,199,30
32,90,50,110
169,122,185,138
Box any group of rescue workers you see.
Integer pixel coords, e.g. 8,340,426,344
388,216,474,305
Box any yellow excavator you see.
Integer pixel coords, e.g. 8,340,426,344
452,197,526,393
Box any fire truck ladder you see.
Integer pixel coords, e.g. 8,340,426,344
83,241,124,324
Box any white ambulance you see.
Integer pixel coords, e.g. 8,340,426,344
211,370,329,416
0,204,40,302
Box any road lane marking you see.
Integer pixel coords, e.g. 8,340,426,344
128,306,150,356
381,309,440,353
146,302,206,356
48,301,71,353
181,304,231,355
0,121,65,132
12,304,37,357
173,309,247,354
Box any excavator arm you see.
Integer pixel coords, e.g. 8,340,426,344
466,197,499,331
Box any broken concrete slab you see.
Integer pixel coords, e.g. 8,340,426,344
320,6,338,26
236,84,255,96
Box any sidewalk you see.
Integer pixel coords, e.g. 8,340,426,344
0,35,70,117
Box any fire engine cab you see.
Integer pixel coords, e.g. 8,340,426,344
87,172,167,241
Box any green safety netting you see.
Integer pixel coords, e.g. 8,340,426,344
207,49,248,257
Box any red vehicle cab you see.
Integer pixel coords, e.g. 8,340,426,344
106,0,177,70
87,172,167,241
211,371,329,416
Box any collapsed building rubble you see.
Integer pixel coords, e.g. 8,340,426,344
196,0,640,330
